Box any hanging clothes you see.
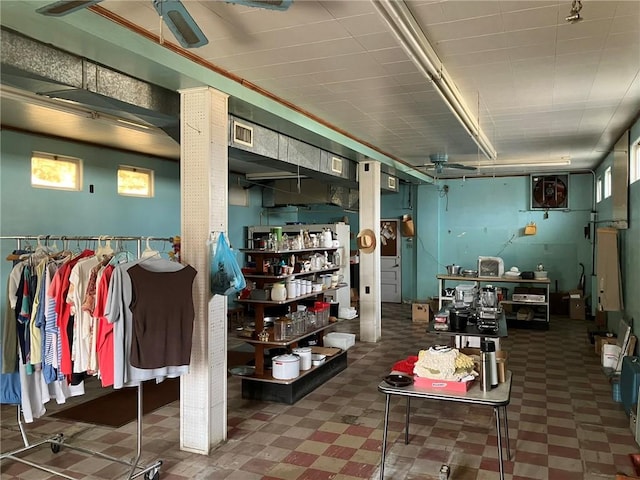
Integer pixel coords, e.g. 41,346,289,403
2,237,196,424
1,283,21,405
105,257,191,389
128,262,197,369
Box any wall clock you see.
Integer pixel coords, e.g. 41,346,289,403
530,174,569,209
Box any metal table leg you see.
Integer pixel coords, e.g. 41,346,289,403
494,406,505,480
405,397,410,444
380,394,391,480
502,406,511,460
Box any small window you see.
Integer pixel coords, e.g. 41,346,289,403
604,165,612,199
631,140,640,184
117,165,154,197
31,152,82,191
596,176,602,203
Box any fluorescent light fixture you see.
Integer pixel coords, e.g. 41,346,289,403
476,160,572,169
36,0,103,16
246,172,309,181
153,0,208,49
1,85,165,135
1,86,94,117
373,0,497,161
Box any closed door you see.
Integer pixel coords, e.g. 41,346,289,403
380,219,401,303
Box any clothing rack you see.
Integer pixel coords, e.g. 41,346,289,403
1,235,177,480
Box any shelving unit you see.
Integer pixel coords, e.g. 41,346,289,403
437,274,551,329
235,235,353,404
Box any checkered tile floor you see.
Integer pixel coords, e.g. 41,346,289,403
2,304,638,479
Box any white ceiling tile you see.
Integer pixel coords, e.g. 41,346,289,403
426,14,505,41
506,42,557,61
319,0,379,19
556,18,614,41
504,27,557,48
4,0,639,174
354,31,402,51
501,4,560,31
445,49,511,69
368,47,410,65
336,13,388,36
436,32,509,57
429,1,502,23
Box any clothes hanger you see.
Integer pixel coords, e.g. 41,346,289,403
140,237,160,259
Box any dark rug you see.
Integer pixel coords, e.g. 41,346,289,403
227,350,255,370
50,377,180,428
51,350,255,427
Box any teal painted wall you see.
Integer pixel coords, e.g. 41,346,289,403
438,175,593,293
0,131,180,237
0,130,181,316
407,174,594,304
595,118,640,340
3,127,636,332
380,183,417,302
626,121,640,339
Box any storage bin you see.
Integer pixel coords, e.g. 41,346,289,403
621,356,640,415
612,376,622,403
324,332,355,350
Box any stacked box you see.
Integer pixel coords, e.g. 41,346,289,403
412,301,430,323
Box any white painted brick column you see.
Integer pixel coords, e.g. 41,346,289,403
358,160,382,342
178,87,229,453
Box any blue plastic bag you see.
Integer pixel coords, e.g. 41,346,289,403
210,232,246,296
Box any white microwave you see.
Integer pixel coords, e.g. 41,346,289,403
478,256,504,277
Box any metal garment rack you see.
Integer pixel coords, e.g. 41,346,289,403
0,235,176,480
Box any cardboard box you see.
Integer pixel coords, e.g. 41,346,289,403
460,347,508,383
594,335,617,354
412,301,430,323
414,376,474,392
568,289,586,320
595,310,607,328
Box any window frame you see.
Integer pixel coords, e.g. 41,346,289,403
31,151,83,191
117,165,155,198
631,139,640,184
604,165,612,199
596,175,603,203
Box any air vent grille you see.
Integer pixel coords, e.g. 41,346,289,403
331,156,343,174
233,120,253,147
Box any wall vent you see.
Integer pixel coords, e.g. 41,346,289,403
331,156,343,174
233,120,253,147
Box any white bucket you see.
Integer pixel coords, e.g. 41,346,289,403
292,347,312,370
272,354,300,379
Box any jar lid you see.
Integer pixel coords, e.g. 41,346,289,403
273,354,300,363
292,347,312,353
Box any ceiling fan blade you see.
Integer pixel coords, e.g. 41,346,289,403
36,0,103,16
225,0,293,11
448,163,477,171
153,0,208,49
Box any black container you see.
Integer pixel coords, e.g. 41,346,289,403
449,307,469,332
329,301,339,318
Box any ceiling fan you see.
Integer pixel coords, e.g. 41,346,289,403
36,0,292,49
423,153,477,175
